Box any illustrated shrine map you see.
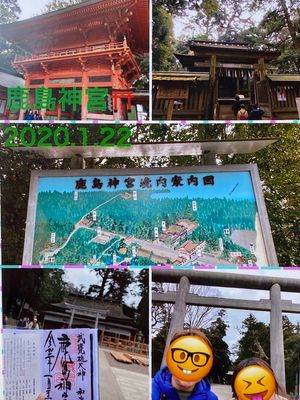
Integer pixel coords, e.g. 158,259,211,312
31,171,269,266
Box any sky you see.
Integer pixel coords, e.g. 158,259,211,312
209,269,300,358
172,6,265,40
18,0,49,20
153,269,300,360
64,268,300,360
174,12,198,40
64,268,144,308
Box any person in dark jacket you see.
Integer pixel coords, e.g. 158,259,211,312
232,96,241,119
249,104,264,120
24,109,34,120
152,365,218,400
152,328,218,400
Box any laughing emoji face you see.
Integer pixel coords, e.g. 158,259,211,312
234,365,276,400
166,335,213,382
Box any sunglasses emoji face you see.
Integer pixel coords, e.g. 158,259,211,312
166,335,213,382
234,365,276,400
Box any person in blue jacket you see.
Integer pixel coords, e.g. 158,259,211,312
152,328,218,400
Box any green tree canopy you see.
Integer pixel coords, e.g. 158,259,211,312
205,310,232,383
234,314,270,363
224,123,300,266
235,314,300,393
43,0,82,13
87,268,135,302
135,269,149,341
0,0,21,72
2,269,67,318
0,123,299,265
0,0,20,23
154,0,300,73
153,6,176,71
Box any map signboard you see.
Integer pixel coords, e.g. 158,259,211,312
23,165,278,266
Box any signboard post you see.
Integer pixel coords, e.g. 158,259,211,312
296,97,300,118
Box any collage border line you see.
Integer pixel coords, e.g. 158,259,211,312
1,119,300,125
0,265,299,269
1,0,300,397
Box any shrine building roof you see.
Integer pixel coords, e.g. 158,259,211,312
153,71,210,81
190,40,279,51
267,74,300,82
51,293,133,322
176,40,281,64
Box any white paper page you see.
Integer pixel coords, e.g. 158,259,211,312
3,330,42,400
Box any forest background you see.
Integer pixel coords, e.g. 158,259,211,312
152,295,300,395
1,123,299,266
153,0,300,72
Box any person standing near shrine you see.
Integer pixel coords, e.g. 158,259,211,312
232,96,241,119
24,109,34,120
152,328,218,400
34,110,43,120
249,104,265,120
231,358,288,400
28,316,40,329
237,104,248,120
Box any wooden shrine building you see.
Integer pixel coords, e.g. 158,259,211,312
41,293,137,339
153,41,300,120
0,0,149,120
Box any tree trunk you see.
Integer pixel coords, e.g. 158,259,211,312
98,269,110,298
278,0,300,53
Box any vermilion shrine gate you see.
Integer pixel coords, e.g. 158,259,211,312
0,0,149,120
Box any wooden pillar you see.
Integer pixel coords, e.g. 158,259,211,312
81,70,88,120
68,308,75,328
257,57,267,81
57,103,62,120
114,96,124,120
19,77,30,120
166,99,174,120
40,75,49,119
116,333,120,349
95,311,99,329
201,151,216,165
248,75,252,102
270,284,286,390
161,276,190,367
206,55,217,119
100,330,104,346
29,88,35,112
111,64,122,120
209,55,217,82
71,154,86,169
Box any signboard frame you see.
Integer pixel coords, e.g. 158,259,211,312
22,164,278,266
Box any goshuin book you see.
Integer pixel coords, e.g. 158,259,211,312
3,328,99,400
